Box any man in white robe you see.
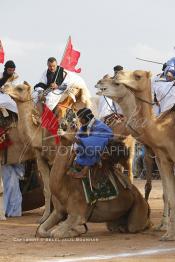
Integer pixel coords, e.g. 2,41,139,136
152,69,175,114
33,57,89,111
0,60,20,114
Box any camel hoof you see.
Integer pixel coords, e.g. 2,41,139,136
153,223,167,232
36,225,51,238
39,212,50,224
160,232,175,241
0,214,6,220
50,228,80,239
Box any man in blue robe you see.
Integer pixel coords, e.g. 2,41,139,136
68,108,113,178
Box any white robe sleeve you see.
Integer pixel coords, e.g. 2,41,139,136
39,70,47,84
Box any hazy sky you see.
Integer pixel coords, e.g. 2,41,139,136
1,0,175,95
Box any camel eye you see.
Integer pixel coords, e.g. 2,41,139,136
16,87,23,92
135,74,141,81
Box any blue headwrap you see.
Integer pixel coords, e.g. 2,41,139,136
164,57,175,76
166,69,175,77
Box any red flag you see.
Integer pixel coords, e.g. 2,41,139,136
0,40,4,64
60,37,81,73
41,104,60,144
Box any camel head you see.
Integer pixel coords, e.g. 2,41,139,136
60,83,91,111
4,81,32,102
95,70,152,102
95,74,129,101
115,70,152,92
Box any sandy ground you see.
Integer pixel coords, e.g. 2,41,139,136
0,179,175,262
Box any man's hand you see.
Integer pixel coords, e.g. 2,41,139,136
74,137,81,144
57,128,65,136
50,83,59,89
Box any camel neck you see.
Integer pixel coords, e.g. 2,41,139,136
17,100,34,120
16,100,40,145
50,143,72,194
113,87,157,145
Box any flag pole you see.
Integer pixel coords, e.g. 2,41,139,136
54,35,71,83
136,57,163,65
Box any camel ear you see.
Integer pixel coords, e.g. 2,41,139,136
23,81,31,90
146,71,152,79
103,74,110,79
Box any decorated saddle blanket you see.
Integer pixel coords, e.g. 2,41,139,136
0,108,18,128
0,127,13,150
82,167,119,204
103,112,124,126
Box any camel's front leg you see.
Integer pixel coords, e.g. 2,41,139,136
156,154,175,241
50,214,85,239
153,157,169,232
35,151,51,223
144,146,153,201
37,196,66,237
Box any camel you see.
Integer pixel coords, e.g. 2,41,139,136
102,113,135,183
96,70,175,241
91,96,135,183
4,82,91,222
0,126,37,220
37,110,150,239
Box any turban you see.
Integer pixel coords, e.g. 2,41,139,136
77,108,94,122
4,60,16,69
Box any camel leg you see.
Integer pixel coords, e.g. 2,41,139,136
127,188,151,233
106,215,128,233
37,196,66,238
50,214,85,239
157,155,175,241
127,141,135,183
144,146,153,201
153,157,169,232
35,151,51,223
126,155,133,184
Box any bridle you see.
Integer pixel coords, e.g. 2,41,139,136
123,80,175,106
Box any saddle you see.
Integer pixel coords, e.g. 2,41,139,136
103,112,124,126
67,139,131,203
0,108,18,128
0,109,17,152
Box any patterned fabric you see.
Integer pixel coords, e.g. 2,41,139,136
82,170,118,204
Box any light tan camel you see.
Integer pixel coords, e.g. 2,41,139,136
96,70,175,241
37,114,150,239
0,126,35,220
4,82,91,222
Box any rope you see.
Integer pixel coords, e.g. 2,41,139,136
104,96,117,113
125,81,175,106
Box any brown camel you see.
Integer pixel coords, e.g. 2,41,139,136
37,111,150,239
4,82,91,222
102,113,135,183
96,70,175,241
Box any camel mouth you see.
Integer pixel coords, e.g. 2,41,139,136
96,87,108,96
96,90,102,95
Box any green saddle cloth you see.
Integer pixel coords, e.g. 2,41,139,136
82,170,118,204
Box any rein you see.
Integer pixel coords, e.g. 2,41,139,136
124,81,175,106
